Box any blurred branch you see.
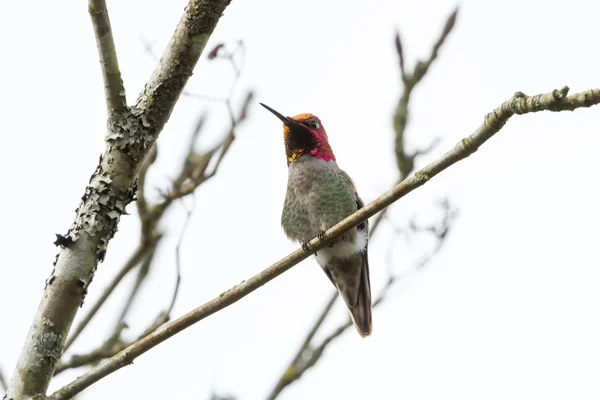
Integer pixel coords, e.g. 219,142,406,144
266,9,458,398
58,43,252,375
0,365,6,392
184,40,246,128
50,86,600,399
63,234,161,352
55,307,168,374
209,394,238,400
7,0,229,396
112,244,158,333
89,0,127,116
394,8,457,179
169,197,197,315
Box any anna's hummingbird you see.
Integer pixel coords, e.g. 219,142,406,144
260,103,372,337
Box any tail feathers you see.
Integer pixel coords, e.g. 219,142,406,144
320,249,373,338
348,257,372,337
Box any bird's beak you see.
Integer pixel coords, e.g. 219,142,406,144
260,103,294,125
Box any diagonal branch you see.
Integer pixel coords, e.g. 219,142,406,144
58,90,251,374
0,366,6,393
62,235,160,352
48,87,600,399
6,0,229,397
89,0,127,115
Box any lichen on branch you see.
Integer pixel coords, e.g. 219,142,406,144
5,0,230,398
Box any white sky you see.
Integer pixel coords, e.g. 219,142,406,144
1,0,600,399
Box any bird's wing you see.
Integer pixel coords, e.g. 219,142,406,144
339,170,369,236
334,170,372,336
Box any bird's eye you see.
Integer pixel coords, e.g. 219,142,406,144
308,120,320,129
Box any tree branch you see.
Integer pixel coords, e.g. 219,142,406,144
47,87,600,399
62,234,160,353
6,0,229,397
89,0,127,115
0,366,6,393
394,7,457,179
59,83,250,373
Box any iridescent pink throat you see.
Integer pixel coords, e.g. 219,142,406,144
307,128,335,161
309,146,335,162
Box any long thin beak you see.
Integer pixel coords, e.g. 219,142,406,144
260,103,293,125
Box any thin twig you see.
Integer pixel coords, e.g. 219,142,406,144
394,7,457,180
58,45,252,375
55,307,165,374
266,292,337,399
89,0,127,115
169,196,197,314
49,87,600,399
112,244,158,333
0,366,6,392
62,236,160,352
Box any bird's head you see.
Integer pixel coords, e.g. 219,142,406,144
260,103,335,164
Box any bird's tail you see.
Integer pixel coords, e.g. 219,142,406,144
347,255,372,337
321,250,373,337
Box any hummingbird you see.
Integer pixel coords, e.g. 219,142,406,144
260,103,372,337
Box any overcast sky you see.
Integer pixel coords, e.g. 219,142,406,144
2,0,600,399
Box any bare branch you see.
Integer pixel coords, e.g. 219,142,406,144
0,366,6,392
60,76,250,373
62,234,160,353
111,243,158,334
266,294,337,400
6,0,229,396
48,87,600,399
55,307,166,374
395,7,458,179
136,143,158,224
169,198,196,315
394,32,405,77
89,0,127,115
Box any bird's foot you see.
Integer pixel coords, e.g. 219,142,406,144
318,230,326,241
302,241,311,252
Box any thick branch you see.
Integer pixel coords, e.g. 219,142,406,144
6,0,228,397
89,0,127,115
48,87,600,399
60,89,249,373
